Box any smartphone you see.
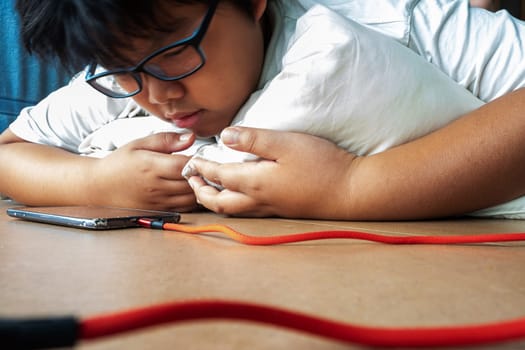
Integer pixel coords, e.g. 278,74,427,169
6,206,180,230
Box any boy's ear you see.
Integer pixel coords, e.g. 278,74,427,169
252,0,267,21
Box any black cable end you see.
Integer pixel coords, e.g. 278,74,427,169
0,316,78,350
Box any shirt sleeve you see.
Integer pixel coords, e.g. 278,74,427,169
9,72,139,153
408,0,525,101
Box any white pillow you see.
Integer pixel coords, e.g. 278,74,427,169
184,5,524,219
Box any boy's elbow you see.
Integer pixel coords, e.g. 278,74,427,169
0,129,26,145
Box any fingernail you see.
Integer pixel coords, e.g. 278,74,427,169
179,133,193,142
220,127,240,145
181,163,195,179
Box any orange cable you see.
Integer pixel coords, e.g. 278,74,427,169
153,221,525,245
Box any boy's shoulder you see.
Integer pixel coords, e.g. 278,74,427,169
262,1,412,84
273,0,418,43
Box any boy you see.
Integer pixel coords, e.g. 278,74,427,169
183,0,525,219
1,0,524,219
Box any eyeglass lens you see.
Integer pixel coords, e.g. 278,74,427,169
91,44,204,97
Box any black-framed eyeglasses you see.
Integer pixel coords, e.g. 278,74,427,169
85,0,219,98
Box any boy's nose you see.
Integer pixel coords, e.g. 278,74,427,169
144,75,185,104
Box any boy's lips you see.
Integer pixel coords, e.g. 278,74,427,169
167,110,202,129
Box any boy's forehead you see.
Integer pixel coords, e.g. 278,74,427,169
150,3,201,35
113,4,203,64
155,1,207,24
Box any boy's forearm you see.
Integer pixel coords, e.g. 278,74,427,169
343,88,525,220
0,142,99,206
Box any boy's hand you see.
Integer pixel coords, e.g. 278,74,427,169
90,132,199,212
187,127,356,218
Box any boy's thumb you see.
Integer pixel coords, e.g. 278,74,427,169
220,127,282,160
131,132,195,153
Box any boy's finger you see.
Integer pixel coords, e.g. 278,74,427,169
220,127,292,161
129,132,195,153
188,175,260,215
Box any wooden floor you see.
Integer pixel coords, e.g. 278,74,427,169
1,199,525,349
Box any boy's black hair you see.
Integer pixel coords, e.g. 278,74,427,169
15,0,254,73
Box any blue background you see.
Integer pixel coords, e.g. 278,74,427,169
0,1,71,132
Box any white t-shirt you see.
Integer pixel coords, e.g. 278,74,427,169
9,0,525,217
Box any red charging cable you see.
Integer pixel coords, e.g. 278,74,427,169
79,299,525,348
138,218,525,245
